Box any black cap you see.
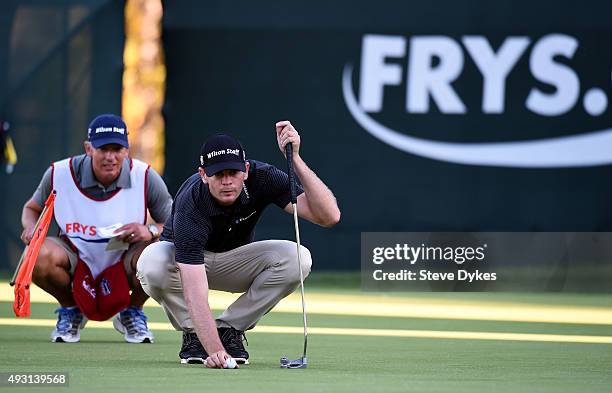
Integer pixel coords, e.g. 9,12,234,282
199,134,246,176
87,114,129,148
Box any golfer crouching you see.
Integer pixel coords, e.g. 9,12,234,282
137,121,340,368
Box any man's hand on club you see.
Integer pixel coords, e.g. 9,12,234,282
205,350,239,369
276,120,301,158
115,223,152,243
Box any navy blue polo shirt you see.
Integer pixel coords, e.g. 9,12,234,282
161,160,304,265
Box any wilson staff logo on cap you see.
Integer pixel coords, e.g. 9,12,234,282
199,134,246,176
87,114,129,149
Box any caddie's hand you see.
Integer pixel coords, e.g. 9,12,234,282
115,223,152,243
20,226,36,245
276,120,301,158
205,350,239,369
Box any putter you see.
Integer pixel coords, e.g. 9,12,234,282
280,143,308,369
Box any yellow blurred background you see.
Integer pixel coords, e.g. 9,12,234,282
122,0,165,174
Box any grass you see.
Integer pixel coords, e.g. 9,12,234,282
0,278,611,393
1,324,610,393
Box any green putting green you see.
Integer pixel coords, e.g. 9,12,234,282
0,287,611,393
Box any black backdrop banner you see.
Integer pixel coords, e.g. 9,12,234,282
0,0,124,273
162,0,612,284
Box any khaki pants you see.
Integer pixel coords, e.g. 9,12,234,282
136,240,312,332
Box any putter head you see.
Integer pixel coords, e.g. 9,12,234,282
280,356,307,369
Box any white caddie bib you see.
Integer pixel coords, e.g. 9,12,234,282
52,157,148,278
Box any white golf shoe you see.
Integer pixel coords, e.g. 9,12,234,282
51,306,87,343
113,306,154,343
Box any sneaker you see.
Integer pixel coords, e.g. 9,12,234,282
113,306,154,343
179,332,208,364
218,327,249,364
51,307,87,343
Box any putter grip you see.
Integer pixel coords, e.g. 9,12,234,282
285,143,297,204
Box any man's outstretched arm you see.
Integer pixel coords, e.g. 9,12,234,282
276,120,341,227
177,262,237,369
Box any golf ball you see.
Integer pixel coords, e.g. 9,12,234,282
226,358,237,369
